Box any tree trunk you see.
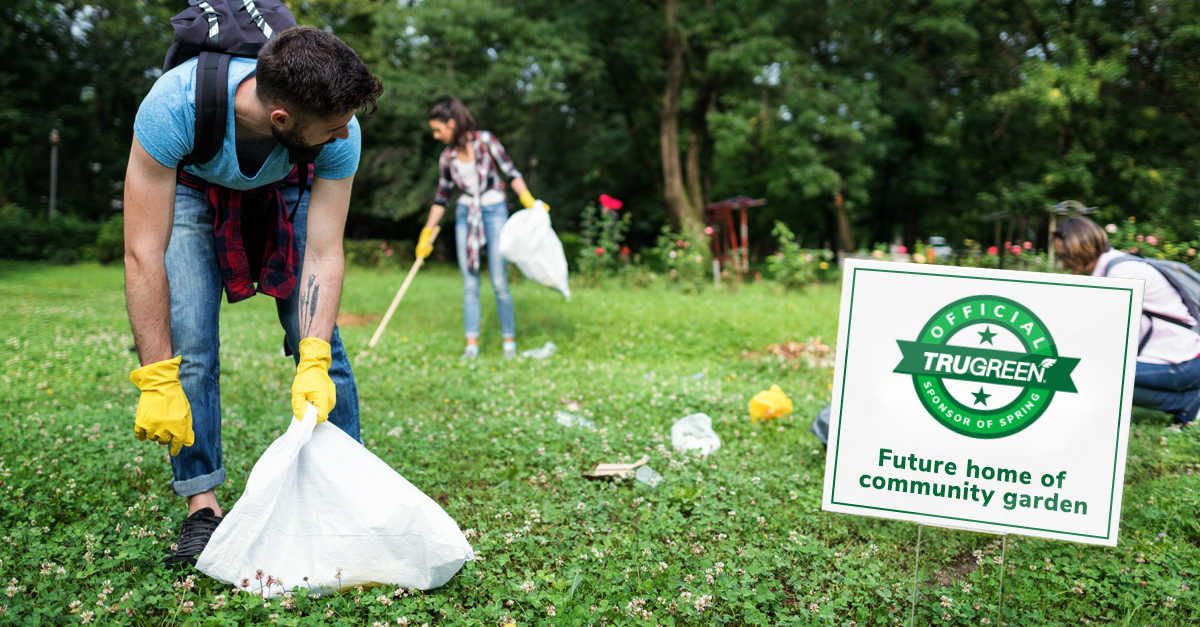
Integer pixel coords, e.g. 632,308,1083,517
835,190,855,252
660,0,700,230
686,76,713,213
686,127,702,211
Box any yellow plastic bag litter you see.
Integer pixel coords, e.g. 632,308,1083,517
749,385,793,423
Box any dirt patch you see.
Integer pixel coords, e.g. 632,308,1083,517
337,312,380,327
934,551,979,586
741,337,835,369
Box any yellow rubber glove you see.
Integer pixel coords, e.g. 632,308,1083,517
415,227,434,260
130,356,195,456
749,384,793,423
519,190,551,212
518,190,536,209
292,337,336,423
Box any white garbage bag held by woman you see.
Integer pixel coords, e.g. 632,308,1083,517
500,201,571,301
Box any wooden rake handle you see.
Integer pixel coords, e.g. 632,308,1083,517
367,226,440,349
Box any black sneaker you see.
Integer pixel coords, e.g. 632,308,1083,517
164,507,223,567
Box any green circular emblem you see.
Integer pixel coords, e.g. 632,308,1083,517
893,295,1079,439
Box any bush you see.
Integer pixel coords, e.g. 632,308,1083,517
576,203,631,287
650,225,710,293
768,221,838,289
558,232,583,271
617,259,656,289
93,214,124,264
343,239,415,270
0,204,102,261
1106,216,1200,267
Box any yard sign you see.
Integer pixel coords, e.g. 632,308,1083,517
821,260,1144,546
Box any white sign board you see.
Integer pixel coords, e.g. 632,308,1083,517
821,260,1143,546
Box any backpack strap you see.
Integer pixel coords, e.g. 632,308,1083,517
1145,309,1192,329
193,0,221,47
239,0,274,37
286,162,311,223
1138,317,1153,355
181,51,231,166
1103,254,1137,276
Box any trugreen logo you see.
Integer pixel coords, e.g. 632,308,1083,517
893,295,1080,439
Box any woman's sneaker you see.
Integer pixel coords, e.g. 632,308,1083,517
164,507,223,567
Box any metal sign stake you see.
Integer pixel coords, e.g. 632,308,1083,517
908,524,922,627
996,534,1009,626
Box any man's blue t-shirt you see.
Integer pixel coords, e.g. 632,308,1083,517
134,57,360,191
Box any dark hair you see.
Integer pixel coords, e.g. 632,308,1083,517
429,97,476,147
257,26,384,120
1053,216,1110,269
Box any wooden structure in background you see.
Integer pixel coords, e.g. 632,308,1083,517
705,196,766,281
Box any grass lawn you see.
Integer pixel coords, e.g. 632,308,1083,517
1,260,1197,626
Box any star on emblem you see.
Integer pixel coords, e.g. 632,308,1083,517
971,387,992,407
977,326,997,345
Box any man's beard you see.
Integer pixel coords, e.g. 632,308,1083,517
271,123,331,163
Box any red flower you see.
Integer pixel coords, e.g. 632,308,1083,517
599,194,623,210
1010,245,1022,255
987,246,998,256
620,246,631,254
1022,241,1032,250
595,247,605,256
896,245,907,254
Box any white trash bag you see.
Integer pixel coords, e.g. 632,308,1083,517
196,404,474,598
671,412,722,456
499,202,570,300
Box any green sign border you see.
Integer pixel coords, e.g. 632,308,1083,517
828,267,1135,540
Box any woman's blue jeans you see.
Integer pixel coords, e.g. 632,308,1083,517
162,181,361,498
1132,357,1200,424
455,200,515,339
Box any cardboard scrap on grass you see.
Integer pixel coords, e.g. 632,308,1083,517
583,455,649,480
741,337,835,369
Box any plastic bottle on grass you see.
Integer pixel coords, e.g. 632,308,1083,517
521,341,557,360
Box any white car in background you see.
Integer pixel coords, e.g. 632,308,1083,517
928,236,953,259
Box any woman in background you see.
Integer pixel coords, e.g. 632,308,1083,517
1055,216,1200,427
416,97,547,359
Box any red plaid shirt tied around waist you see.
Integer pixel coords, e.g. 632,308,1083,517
177,165,311,304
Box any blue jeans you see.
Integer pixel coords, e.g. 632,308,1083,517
455,200,515,339
163,181,361,498
1132,357,1200,424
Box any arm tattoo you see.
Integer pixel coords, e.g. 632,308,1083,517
297,274,320,339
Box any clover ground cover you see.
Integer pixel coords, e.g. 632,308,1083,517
0,261,1196,625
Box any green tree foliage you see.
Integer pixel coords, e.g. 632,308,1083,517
9,0,1200,251
0,0,173,220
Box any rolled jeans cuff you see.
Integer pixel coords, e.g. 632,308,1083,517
172,467,226,498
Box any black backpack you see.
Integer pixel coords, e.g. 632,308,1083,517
164,0,311,218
